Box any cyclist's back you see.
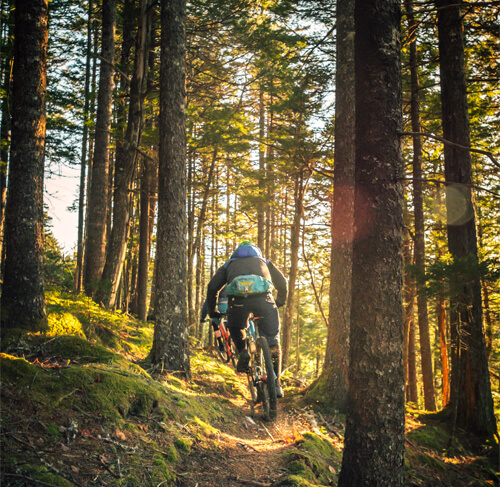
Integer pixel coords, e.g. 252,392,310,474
206,241,287,396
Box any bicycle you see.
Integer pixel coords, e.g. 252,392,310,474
244,317,278,421
213,316,237,368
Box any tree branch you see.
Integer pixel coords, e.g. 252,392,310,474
401,177,500,198
399,131,500,169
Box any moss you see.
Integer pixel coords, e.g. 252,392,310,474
175,437,193,453
407,424,452,452
278,475,317,487
151,454,175,484
47,312,86,338
20,466,76,487
190,416,219,437
166,445,179,463
46,422,63,437
281,432,341,486
0,354,163,424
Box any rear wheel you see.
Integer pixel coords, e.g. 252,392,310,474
256,337,277,420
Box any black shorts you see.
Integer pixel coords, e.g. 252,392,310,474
226,294,280,347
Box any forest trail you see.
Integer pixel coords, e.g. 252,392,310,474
176,393,341,487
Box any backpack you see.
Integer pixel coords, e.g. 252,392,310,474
226,274,273,297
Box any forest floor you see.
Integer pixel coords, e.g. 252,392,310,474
1,292,498,486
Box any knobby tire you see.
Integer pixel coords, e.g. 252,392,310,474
256,337,277,420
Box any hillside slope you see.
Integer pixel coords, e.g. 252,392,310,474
1,291,497,486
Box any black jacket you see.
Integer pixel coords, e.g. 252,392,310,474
207,257,287,316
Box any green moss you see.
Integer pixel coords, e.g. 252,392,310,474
0,354,163,424
279,475,317,487
166,445,179,463
46,422,62,437
175,437,193,453
151,454,175,484
47,312,86,338
407,425,451,452
20,466,76,487
281,432,341,486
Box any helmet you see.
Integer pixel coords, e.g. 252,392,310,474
239,240,253,247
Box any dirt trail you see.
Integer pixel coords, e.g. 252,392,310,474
176,396,331,487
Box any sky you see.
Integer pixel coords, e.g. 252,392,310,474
45,164,80,254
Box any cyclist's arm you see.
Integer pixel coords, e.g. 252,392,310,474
267,261,288,307
207,265,227,316
200,299,208,322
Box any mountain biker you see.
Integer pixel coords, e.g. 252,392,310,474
200,287,228,352
206,241,288,397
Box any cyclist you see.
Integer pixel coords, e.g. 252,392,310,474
200,287,228,352
207,241,287,397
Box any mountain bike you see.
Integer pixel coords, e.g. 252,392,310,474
245,317,278,421
214,316,237,368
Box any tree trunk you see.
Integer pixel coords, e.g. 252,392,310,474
321,0,355,414
1,0,48,330
437,289,450,407
84,0,116,296
74,0,94,292
150,0,190,378
257,88,266,250
403,234,418,404
338,0,405,484
137,157,152,322
282,169,305,369
96,0,148,308
0,0,14,265
437,0,497,439
405,0,436,411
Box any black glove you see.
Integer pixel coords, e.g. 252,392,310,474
209,311,222,320
276,301,285,308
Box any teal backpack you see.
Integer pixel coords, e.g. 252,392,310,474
226,274,273,297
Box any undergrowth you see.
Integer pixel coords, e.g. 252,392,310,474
0,289,498,486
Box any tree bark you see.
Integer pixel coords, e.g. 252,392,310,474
84,0,116,296
150,0,190,378
96,0,148,307
321,0,355,414
338,0,405,484
1,0,48,330
74,0,94,292
436,0,497,438
282,169,306,368
0,0,14,266
405,0,436,411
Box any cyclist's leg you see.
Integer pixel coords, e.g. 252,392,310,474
227,297,251,371
211,317,224,351
253,296,283,397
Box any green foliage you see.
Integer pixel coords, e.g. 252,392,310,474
407,254,500,301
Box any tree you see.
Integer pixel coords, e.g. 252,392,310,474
436,0,497,439
84,0,116,296
1,0,48,330
338,0,405,484
96,0,150,308
150,0,190,378
404,0,436,411
321,0,355,414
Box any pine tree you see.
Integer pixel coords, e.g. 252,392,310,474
1,0,49,330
